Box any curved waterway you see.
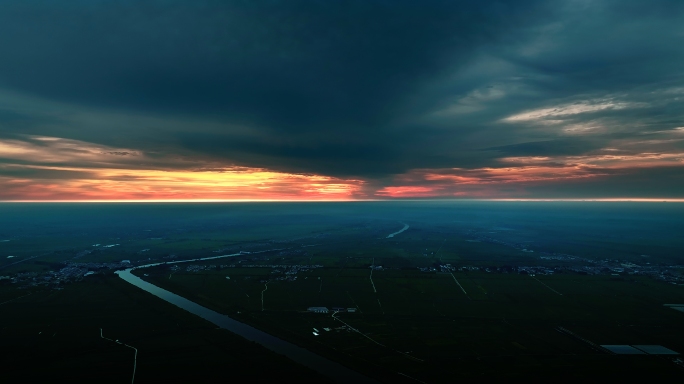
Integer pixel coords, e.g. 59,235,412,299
386,223,409,238
116,253,376,384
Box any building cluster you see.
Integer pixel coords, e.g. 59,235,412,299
269,264,315,281
515,266,558,275
539,253,586,262
212,242,276,253
186,263,323,270
274,249,307,257
71,249,93,259
466,232,533,253
313,325,353,334
453,232,684,284
69,261,131,269
180,263,324,282
306,307,357,313
6,261,132,288
186,264,215,272
98,244,120,248
415,259,684,284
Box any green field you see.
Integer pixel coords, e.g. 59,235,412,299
2,202,684,382
0,277,330,383
140,263,684,382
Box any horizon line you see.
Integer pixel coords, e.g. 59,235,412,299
2,198,684,203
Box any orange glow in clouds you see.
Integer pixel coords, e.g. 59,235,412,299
2,136,684,200
0,167,362,200
0,166,364,200
0,136,364,200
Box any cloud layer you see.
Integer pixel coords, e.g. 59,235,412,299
0,0,683,199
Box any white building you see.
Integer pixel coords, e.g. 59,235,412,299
307,307,329,313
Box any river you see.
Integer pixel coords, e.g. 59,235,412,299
386,223,409,238
115,253,376,383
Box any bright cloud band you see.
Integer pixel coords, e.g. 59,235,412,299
1,135,683,200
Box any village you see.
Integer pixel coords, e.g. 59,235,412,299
4,253,684,290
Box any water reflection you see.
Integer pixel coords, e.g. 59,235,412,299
116,254,375,383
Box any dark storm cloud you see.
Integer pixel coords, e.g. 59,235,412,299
1,0,684,197
0,1,544,123
0,0,550,171
0,110,32,125
485,139,605,157
523,166,684,199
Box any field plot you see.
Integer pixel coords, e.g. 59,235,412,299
0,276,329,383
142,264,684,382
3,202,684,381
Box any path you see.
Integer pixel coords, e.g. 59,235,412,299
346,291,363,314
332,311,423,362
531,275,563,295
436,238,446,261
100,328,138,384
369,258,377,293
332,311,384,347
0,253,50,270
449,273,470,299
261,282,269,311
0,292,32,306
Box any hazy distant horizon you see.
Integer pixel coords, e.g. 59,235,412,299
2,198,684,203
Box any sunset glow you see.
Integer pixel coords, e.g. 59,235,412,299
1,135,684,200
0,166,364,201
1,1,683,201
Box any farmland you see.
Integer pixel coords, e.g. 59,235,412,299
141,257,684,381
1,201,684,382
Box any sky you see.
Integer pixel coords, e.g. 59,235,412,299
1,0,683,200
